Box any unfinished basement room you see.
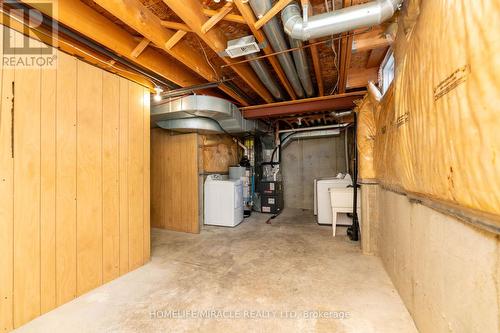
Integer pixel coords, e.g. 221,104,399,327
0,0,499,332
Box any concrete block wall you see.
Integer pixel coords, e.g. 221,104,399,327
282,136,347,210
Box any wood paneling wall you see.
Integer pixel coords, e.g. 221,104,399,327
0,27,150,331
151,130,199,233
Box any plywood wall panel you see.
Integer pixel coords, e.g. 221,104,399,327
118,77,130,275
128,83,144,270
102,72,120,283
55,51,78,306
0,25,150,330
40,64,57,314
0,24,14,333
150,131,199,233
12,38,42,327
76,61,103,296
143,88,151,261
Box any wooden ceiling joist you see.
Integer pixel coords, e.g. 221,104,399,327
165,30,187,50
163,0,274,103
160,20,192,32
233,0,297,100
337,0,356,94
21,0,205,89
352,30,392,53
346,67,378,89
90,0,249,105
309,44,324,96
202,8,246,24
131,38,150,58
201,2,233,34
241,92,366,119
0,12,153,90
254,0,292,30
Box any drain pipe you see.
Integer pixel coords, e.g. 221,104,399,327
347,112,360,241
246,53,285,101
282,0,403,41
248,0,306,98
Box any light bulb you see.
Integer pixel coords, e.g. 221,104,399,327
153,86,163,102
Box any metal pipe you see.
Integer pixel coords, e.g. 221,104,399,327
278,123,348,134
248,0,305,98
282,0,403,41
288,37,315,97
246,53,285,101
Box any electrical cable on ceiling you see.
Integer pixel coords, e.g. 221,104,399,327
197,36,220,80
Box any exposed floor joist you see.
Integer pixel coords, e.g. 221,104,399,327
233,0,297,100
202,8,246,24
254,0,292,30
241,92,366,119
201,2,233,34
0,11,153,90
164,0,274,103
21,0,207,89
91,0,249,105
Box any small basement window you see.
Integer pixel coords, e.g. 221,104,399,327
380,50,395,94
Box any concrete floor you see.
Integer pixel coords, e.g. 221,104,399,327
14,209,417,333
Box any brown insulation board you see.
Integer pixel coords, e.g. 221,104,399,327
373,0,500,218
201,135,239,173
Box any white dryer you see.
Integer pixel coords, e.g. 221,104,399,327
204,175,244,227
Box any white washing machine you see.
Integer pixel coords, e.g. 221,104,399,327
315,174,353,225
204,175,244,227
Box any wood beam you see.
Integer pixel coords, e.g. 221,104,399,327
366,46,388,68
241,92,366,119
202,8,246,24
165,30,187,50
201,2,233,34
233,0,297,100
130,38,150,58
21,0,205,89
346,67,378,89
338,0,356,93
0,12,153,90
254,0,292,30
91,0,249,105
164,0,274,103
160,20,192,32
310,44,324,96
352,28,392,53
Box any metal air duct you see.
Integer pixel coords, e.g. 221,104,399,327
282,0,403,41
246,53,285,101
288,37,315,97
248,0,306,98
151,95,267,134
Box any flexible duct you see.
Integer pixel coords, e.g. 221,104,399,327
246,53,285,101
282,0,403,41
248,0,305,98
288,37,315,97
